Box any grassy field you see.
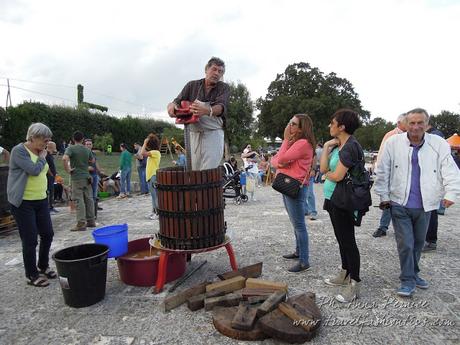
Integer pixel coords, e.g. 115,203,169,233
54,152,177,184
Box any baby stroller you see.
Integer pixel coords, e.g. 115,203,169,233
222,162,248,205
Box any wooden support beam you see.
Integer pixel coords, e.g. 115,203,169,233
256,290,286,318
241,288,280,298
231,302,258,331
206,276,246,294
245,278,288,292
278,302,319,332
246,295,269,305
218,262,263,280
162,281,208,312
205,293,243,311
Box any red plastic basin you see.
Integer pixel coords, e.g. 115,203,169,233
117,237,186,286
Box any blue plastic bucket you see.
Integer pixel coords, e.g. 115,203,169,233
92,224,128,258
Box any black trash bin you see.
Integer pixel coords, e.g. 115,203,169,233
53,243,109,308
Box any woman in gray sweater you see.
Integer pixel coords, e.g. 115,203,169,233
7,123,56,287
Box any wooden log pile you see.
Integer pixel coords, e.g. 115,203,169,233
161,262,322,343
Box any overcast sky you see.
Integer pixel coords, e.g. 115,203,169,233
1,0,459,125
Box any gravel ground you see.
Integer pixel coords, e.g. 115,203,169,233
0,183,458,345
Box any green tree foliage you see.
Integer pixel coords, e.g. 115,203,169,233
94,133,113,152
226,82,254,150
162,126,185,148
354,117,395,150
256,62,370,143
0,102,176,151
429,110,460,138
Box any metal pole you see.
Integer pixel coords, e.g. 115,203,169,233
184,123,192,171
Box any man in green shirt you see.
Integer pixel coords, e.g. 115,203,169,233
117,143,132,199
63,131,96,231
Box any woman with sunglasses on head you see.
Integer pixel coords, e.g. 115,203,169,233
320,109,363,303
271,114,316,272
7,123,56,287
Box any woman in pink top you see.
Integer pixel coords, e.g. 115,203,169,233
271,114,315,272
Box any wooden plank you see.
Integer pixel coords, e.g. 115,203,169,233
257,290,287,318
245,278,288,292
247,295,269,305
162,281,208,312
205,293,243,311
187,293,205,311
205,289,227,298
231,302,258,331
218,262,263,280
278,302,317,332
206,275,246,294
241,288,280,298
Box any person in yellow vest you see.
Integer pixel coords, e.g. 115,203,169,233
7,123,56,287
140,134,161,220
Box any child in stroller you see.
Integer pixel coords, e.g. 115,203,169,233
222,161,248,205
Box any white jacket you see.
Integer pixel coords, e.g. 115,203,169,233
374,133,460,211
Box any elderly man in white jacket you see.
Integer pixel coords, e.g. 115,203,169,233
374,108,460,297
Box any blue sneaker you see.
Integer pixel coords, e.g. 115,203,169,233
396,285,415,297
415,276,429,289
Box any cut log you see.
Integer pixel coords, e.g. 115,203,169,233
245,278,288,292
231,302,258,331
241,288,280,298
162,281,208,312
205,293,243,311
218,262,263,280
258,293,322,343
206,276,246,294
213,307,268,341
256,290,286,317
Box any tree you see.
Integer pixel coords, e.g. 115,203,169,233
94,133,113,153
226,82,254,151
429,111,460,138
256,62,370,143
354,117,395,150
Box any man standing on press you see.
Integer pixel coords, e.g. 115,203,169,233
167,57,230,170
374,108,460,297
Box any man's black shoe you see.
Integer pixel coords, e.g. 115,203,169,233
282,253,299,259
372,228,387,238
288,262,311,273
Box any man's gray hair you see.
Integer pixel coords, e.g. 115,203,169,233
406,108,429,123
396,113,407,123
26,123,53,141
205,57,225,72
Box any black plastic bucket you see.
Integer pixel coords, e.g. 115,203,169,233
53,243,109,308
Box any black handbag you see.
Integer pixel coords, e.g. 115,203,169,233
330,154,373,226
272,172,308,199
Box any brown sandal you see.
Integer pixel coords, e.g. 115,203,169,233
27,276,49,287
39,268,57,279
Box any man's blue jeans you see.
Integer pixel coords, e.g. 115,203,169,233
120,168,131,194
91,174,99,201
391,205,430,288
148,175,158,212
137,166,148,193
282,186,309,266
379,207,392,230
304,177,317,216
